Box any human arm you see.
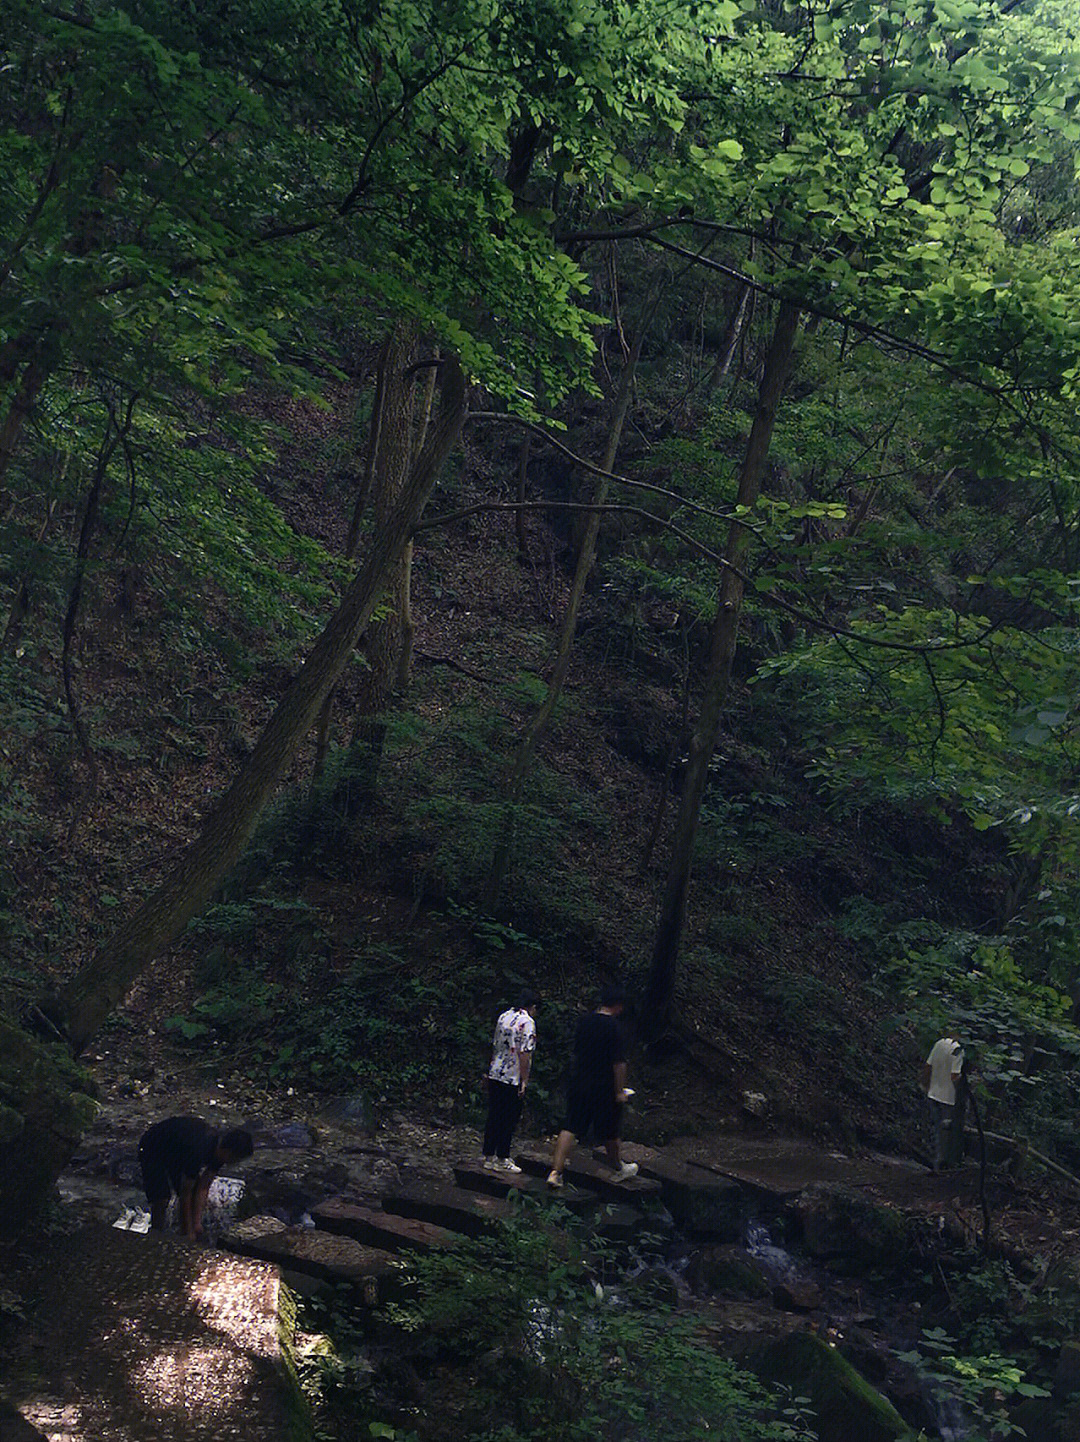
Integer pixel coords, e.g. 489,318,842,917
181,1168,216,1240
614,1060,630,1104
517,1048,532,1094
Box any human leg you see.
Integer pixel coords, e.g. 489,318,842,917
930,1100,954,1171
484,1080,518,1159
139,1139,172,1230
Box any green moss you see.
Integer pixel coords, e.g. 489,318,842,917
276,1281,315,1441
0,1014,97,1237
753,1331,912,1442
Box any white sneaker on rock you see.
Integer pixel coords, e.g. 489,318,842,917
499,1158,522,1174
613,1161,639,1182
482,1157,498,1171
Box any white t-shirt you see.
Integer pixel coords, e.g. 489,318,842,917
488,1008,536,1087
926,1037,964,1106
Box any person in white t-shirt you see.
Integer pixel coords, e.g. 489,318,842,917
482,993,538,1173
921,1034,965,1171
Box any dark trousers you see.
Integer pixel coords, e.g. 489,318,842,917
484,1079,522,1158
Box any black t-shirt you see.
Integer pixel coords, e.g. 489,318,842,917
139,1116,219,1188
570,1011,625,1089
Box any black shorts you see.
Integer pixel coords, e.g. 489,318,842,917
564,1080,620,1143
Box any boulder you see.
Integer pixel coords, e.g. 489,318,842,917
793,1184,908,1267
684,1247,771,1300
772,1279,822,1313
752,1331,910,1442
318,1094,376,1136
0,1015,98,1238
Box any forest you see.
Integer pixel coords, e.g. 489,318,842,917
5,0,1080,1438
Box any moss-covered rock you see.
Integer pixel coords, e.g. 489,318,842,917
752,1331,912,1442
0,1013,97,1237
685,1246,772,1299
793,1183,909,1268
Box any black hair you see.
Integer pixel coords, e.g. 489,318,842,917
517,990,539,1010
219,1128,255,1161
599,982,625,1008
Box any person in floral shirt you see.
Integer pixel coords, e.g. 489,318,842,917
482,992,538,1172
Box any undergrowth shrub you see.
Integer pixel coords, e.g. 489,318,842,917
366,1205,814,1442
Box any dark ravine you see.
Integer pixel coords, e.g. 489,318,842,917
11,1101,1053,1442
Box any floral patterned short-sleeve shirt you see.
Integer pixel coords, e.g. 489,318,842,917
488,1008,536,1087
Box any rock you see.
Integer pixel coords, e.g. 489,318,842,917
256,1122,315,1150
772,1279,822,1312
225,1216,402,1302
312,1199,458,1253
793,1184,908,1267
381,1182,512,1238
1057,1340,1080,1399
515,1145,663,1204
0,1017,98,1238
619,1145,745,1241
684,1247,771,1299
318,1094,376,1136
751,1331,909,1442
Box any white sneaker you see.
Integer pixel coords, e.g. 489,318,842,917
499,1158,522,1174
613,1161,639,1182
482,1157,498,1171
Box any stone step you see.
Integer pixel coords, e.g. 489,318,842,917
381,1181,512,1237
311,1198,458,1253
452,1162,597,1214
515,1145,663,1204
619,1143,746,1241
224,1216,402,1303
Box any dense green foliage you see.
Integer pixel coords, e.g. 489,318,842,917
300,1205,814,1441
7,1,1080,1431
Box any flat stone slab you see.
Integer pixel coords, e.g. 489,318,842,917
619,1143,746,1240
381,1182,511,1237
311,1198,458,1252
452,1163,597,1214
6,1223,296,1442
224,1216,401,1303
515,1146,663,1204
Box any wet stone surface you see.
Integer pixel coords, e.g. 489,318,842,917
7,1224,292,1442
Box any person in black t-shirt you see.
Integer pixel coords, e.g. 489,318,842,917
547,984,638,1188
138,1116,254,1239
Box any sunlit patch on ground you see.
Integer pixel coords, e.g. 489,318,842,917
9,1224,291,1442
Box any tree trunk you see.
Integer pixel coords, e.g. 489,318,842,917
641,300,801,1045
0,354,48,486
313,333,394,786
345,328,418,808
46,355,466,1054
397,353,438,694
483,298,654,910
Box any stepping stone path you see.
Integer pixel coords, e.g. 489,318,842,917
514,1144,664,1204
380,1179,512,1237
10,1130,836,1441
451,1162,597,1214
619,1142,747,1240
224,1216,403,1304
311,1198,458,1253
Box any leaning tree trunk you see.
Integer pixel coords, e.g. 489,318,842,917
641,300,801,1045
44,354,466,1055
312,332,394,785
482,299,653,911
344,328,419,809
